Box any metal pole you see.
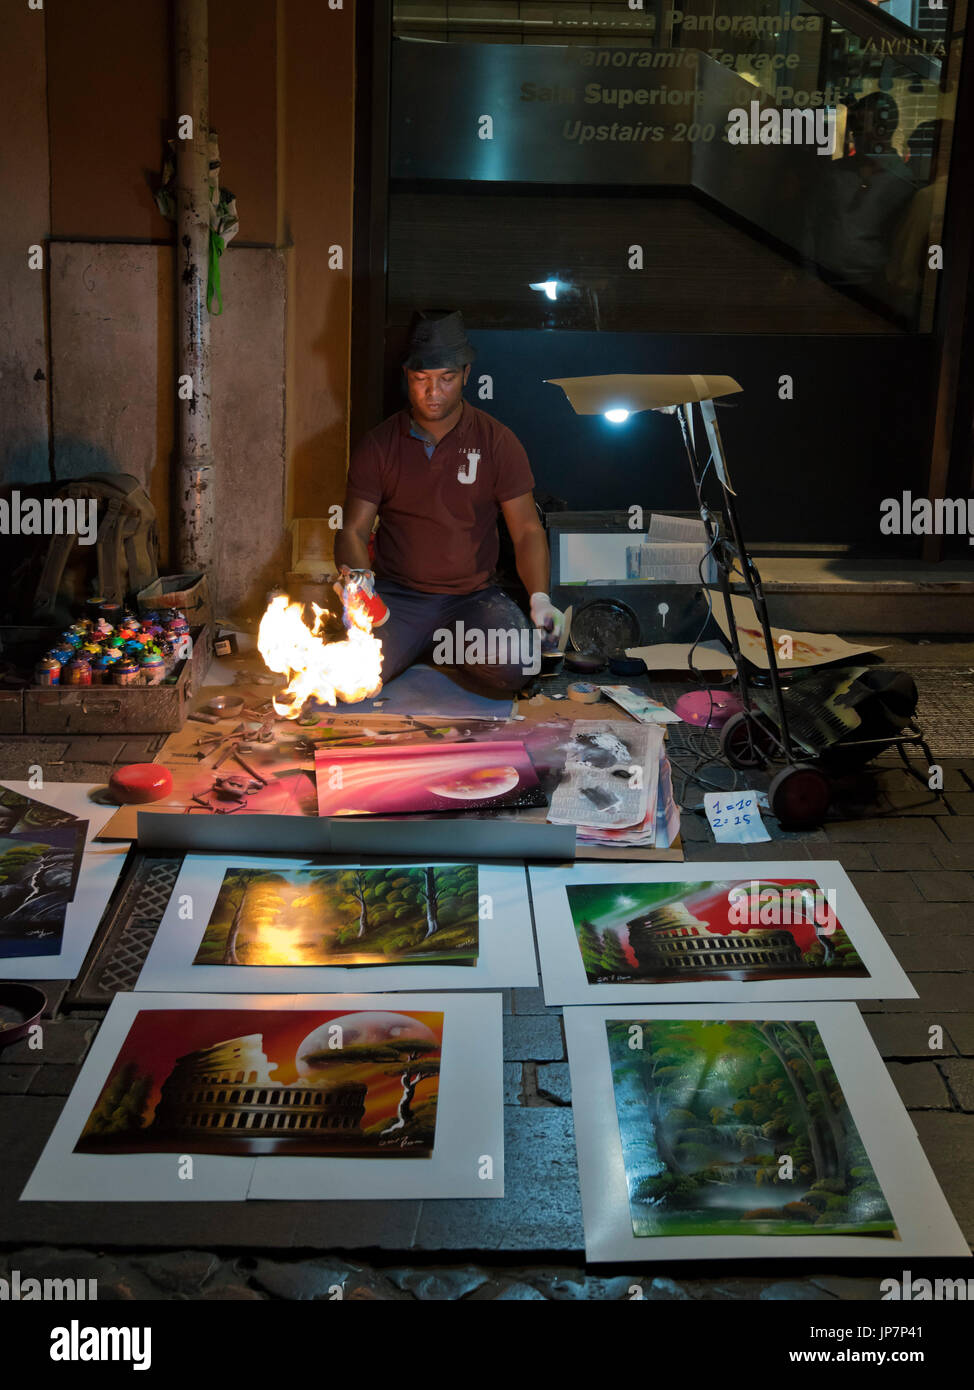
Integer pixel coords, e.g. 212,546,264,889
174,0,215,598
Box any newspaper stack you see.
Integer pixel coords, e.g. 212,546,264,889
547,721,678,849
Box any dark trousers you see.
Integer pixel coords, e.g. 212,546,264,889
374,579,537,693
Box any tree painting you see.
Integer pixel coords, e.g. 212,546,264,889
599,929,631,980
575,920,605,977
299,1036,440,1151
194,864,480,967
0,831,76,927
607,1018,896,1239
336,870,372,939
421,867,439,939
79,1061,152,1139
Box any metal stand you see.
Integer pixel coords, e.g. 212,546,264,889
676,401,797,761
674,400,836,827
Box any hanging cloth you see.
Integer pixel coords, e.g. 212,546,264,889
154,131,239,315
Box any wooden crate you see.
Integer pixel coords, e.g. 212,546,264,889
0,689,24,734
22,626,211,734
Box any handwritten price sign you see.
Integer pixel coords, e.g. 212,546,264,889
704,790,771,845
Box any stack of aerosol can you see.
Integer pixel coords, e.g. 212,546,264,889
33,600,191,688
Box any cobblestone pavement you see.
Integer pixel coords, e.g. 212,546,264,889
1,753,972,1298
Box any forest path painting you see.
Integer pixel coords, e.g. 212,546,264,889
607,1018,897,1240
194,865,479,968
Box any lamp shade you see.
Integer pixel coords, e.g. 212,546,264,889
545,373,742,414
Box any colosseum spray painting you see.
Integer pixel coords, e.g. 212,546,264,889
74,1007,443,1158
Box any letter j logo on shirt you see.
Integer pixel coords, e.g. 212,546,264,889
458,450,480,484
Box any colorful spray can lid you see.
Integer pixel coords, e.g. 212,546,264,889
62,655,92,686
48,645,73,665
61,631,83,648
34,656,61,686
91,652,114,683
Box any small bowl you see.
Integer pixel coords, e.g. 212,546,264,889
0,983,47,1050
203,695,245,718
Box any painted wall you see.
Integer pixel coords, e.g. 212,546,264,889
0,0,357,617
0,0,50,487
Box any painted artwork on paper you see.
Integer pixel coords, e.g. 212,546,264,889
606,1018,897,1239
193,865,479,967
0,827,83,957
314,741,543,816
74,1008,443,1157
567,878,866,985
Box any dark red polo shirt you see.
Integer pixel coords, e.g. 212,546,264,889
345,403,535,595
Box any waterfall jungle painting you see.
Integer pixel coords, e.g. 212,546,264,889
607,1018,897,1239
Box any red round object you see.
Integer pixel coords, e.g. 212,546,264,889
109,763,174,804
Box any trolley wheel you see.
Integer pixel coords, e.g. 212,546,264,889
720,711,779,770
769,763,832,829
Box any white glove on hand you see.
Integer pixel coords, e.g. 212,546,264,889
530,591,565,649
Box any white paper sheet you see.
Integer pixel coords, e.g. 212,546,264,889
566,1002,970,1262
704,790,771,844
528,861,916,1004
135,856,536,993
22,990,505,1203
602,686,680,724
1,781,129,980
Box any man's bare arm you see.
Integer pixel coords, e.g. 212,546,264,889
500,493,549,598
334,495,379,572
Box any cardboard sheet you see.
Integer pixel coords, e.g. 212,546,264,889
625,641,735,673
136,856,537,992
528,861,916,1004
0,782,129,981
22,991,505,1202
709,592,887,671
565,1002,970,1262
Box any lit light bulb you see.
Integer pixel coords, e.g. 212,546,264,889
604,408,630,424
529,279,559,300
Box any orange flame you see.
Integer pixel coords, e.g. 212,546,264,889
257,594,383,716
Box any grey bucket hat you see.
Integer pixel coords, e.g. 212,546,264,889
402,310,477,371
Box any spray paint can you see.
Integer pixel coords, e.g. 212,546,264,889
34,655,61,686
337,568,389,629
62,655,92,686
113,658,141,687
91,652,114,684
139,649,166,685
